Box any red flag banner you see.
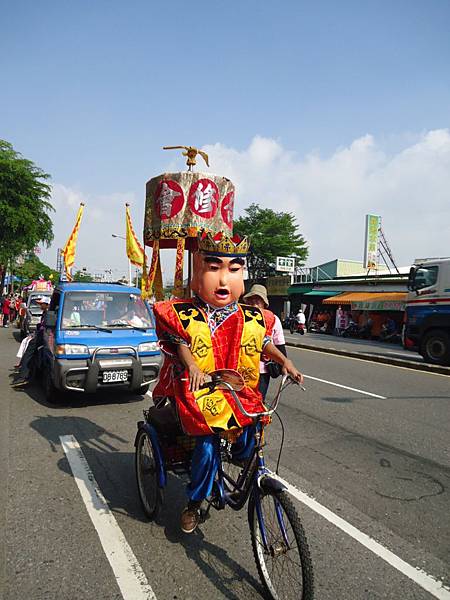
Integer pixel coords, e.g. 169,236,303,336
141,240,160,300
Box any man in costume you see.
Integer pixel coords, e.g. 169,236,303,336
153,231,304,533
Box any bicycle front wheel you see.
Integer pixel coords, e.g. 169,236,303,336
135,429,163,520
248,490,314,600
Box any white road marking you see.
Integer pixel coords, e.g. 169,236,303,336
278,476,450,600
60,435,157,600
303,374,387,399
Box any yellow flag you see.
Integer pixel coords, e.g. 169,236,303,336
126,204,145,267
61,203,85,281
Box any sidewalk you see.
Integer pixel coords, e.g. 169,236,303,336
283,330,450,376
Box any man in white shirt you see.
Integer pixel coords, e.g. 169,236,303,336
296,309,306,334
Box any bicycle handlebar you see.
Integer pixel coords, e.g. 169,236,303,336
210,374,300,419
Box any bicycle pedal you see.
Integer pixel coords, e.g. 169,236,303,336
199,508,211,523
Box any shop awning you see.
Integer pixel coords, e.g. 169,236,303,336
303,291,342,297
323,292,407,311
287,286,313,295
323,292,376,305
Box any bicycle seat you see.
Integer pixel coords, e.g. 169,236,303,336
147,403,183,436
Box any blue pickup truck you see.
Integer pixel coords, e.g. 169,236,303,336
43,282,161,402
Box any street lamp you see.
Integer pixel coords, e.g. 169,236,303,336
112,234,132,285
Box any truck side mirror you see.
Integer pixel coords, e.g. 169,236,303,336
45,310,57,328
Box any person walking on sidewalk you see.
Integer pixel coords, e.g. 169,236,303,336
2,296,11,327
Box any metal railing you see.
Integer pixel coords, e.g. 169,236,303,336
292,266,331,284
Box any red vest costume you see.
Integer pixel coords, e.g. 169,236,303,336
153,299,275,436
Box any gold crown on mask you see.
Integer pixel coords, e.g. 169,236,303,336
197,230,250,257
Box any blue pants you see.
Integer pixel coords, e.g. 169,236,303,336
187,425,256,502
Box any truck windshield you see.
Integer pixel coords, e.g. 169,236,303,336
411,265,439,290
61,292,154,330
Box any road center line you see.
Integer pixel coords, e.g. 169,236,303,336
60,435,157,600
277,476,450,599
303,374,387,399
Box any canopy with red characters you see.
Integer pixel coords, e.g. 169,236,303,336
143,166,236,299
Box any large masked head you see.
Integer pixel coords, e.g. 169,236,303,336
190,232,249,308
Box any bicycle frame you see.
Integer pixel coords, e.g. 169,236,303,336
137,374,299,549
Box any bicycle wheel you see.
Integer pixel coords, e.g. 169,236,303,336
248,490,314,600
135,429,163,520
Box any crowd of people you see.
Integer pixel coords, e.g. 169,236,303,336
293,305,401,341
0,289,51,387
1,293,23,328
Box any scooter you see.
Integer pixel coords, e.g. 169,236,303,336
341,322,359,338
289,320,305,335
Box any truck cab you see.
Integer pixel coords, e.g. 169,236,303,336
405,257,450,365
43,282,161,402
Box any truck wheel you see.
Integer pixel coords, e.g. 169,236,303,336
420,330,450,366
43,367,64,404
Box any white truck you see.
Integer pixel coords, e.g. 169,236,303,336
405,257,450,365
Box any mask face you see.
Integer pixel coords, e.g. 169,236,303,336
191,253,245,308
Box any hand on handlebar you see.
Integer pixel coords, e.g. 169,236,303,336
188,364,206,392
281,359,304,386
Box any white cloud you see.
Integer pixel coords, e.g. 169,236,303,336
40,130,450,282
203,129,450,267
40,184,143,282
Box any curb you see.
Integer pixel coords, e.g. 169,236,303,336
285,341,450,376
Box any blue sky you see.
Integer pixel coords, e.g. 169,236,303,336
2,0,450,278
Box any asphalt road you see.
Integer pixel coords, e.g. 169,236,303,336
1,326,449,600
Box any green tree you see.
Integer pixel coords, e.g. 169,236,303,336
73,269,95,282
15,253,59,285
233,203,308,281
0,139,54,290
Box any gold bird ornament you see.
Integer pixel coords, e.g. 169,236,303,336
163,145,210,170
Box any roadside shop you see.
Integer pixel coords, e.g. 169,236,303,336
287,269,409,338
321,291,406,338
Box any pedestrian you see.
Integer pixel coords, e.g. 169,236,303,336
12,296,50,387
14,294,21,320
9,294,17,323
15,333,33,368
334,305,348,335
243,284,287,399
2,296,11,327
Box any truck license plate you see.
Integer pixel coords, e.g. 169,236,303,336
102,370,128,383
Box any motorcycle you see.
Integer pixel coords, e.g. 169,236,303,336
341,322,360,338
289,319,305,335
